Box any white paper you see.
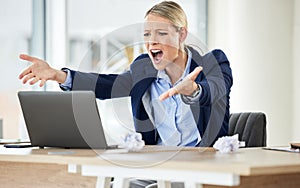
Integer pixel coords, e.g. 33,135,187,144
213,134,241,153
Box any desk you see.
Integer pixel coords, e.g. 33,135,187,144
0,146,300,188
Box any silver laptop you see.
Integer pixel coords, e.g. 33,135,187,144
18,91,117,149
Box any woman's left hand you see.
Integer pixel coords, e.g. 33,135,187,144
159,66,202,101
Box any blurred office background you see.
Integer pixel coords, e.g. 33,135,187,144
0,0,299,146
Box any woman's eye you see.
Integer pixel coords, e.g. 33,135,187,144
158,32,168,36
144,33,150,37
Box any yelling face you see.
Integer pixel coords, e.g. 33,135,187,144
144,14,183,71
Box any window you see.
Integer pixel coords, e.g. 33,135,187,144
0,0,32,139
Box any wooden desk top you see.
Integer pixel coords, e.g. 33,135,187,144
1,146,300,176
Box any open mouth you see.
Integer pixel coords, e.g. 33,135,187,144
150,49,163,64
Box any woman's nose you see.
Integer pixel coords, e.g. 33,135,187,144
149,34,158,45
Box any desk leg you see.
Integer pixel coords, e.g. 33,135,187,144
157,180,171,188
112,177,130,188
185,182,203,188
96,177,112,188
69,164,111,188
68,164,82,173
157,180,203,188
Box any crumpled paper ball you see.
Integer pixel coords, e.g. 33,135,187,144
120,132,145,151
213,134,244,153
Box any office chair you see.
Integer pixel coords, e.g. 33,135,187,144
228,112,267,147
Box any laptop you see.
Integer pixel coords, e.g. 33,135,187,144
15,91,118,149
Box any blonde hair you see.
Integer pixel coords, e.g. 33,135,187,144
145,1,188,29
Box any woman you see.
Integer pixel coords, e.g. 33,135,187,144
19,1,233,148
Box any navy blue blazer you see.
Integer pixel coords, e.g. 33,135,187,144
64,46,233,147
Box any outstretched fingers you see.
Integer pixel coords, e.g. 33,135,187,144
19,54,52,87
159,86,179,101
188,66,202,81
159,66,203,101
22,73,35,84
29,76,41,85
19,67,32,79
19,54,41,63
40,79,47,87
19,54,38,79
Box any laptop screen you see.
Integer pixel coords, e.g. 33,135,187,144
18,91,112,149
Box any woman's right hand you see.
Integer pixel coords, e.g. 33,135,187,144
159,66,202,101
19,54,67,87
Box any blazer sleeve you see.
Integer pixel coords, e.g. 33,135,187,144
60,69,133,100
189,48,233,146
197,49,233,106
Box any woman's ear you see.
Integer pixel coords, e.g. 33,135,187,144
179,27,187,43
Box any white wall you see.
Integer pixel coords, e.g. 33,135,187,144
208,0,295,146
292,1,300,142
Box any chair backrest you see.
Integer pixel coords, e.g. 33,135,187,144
228,112,267,147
